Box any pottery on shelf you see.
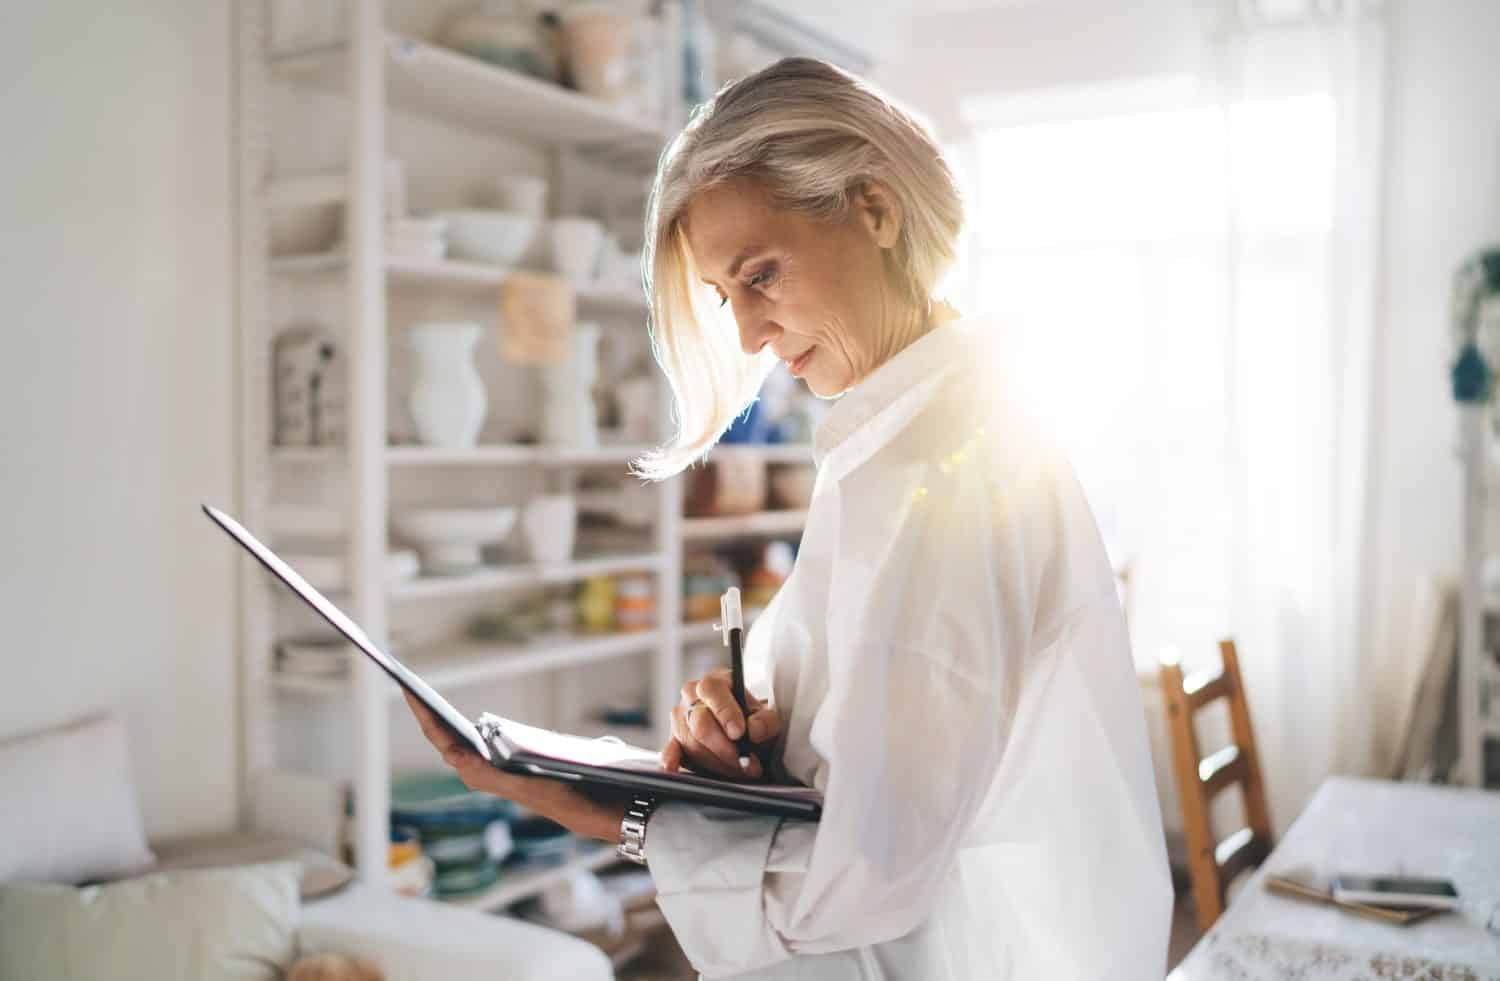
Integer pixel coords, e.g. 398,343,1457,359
559,5,633,103
547,217,604,287
407,322,486,448
392,507,518,576
539,322,601,448
493,175,548,219
437,209,539,266
439,0,559,80
522,494,577,564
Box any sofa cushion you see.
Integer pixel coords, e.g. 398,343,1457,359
300,881,613,981
0,713,155,884
0,861,301,981
148,831,354,900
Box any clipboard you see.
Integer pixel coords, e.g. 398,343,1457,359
203,504,821,821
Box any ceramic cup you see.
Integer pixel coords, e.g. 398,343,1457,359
523,494,577,564
548,217,605,287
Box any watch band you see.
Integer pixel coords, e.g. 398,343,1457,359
617,796,656,866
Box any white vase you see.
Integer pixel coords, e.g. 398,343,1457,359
540,322,600,448
407,322,487,448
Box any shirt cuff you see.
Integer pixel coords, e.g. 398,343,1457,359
647,802,788,976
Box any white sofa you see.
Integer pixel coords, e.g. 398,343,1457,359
0,713,613,981
299,879,613,981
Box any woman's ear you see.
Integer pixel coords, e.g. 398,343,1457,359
853,179,903,250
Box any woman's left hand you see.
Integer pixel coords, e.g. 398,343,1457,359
402,691,627,844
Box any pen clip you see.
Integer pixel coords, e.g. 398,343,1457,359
717,587,744,646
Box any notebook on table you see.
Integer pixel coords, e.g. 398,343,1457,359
203,504,822,821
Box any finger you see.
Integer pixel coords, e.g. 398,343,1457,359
687,699,745,771
670,706,703,770
697,671,749,740
671,703,737,778
660,738,683,772
747,704,782,745
679,679,700,705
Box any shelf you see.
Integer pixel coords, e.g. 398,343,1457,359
270,252,648,314
271,630,659,697
269,252,345,275
385,444,649,467
272,444,649,467
445,844,621,913
270,34,666,162
712,444,814,464
389,551,664,601
681,510,808,542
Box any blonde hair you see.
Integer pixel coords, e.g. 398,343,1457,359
632,57,965,480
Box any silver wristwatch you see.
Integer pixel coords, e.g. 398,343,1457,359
617,796,656,866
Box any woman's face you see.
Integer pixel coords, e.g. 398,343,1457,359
682,177,908,397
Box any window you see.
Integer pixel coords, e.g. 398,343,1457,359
971,96,1335,669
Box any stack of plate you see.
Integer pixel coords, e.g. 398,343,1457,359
391,771,517,898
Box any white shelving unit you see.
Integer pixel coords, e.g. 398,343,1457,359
236,0,823,918
235,0,686,911
1458,420,1500,789
1455,265,1500,790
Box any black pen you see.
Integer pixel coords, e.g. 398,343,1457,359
720,587,755,771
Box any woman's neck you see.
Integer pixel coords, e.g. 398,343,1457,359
867,296,959,374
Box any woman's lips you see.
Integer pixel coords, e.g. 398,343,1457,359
787,347,815,377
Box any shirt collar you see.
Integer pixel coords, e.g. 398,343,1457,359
813,319,982,467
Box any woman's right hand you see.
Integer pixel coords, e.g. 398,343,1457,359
663,667,782,780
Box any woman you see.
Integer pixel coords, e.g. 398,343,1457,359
405,57,1171,978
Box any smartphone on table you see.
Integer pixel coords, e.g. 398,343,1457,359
1331,875,1459,910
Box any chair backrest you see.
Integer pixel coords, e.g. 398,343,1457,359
1158,639,1273,932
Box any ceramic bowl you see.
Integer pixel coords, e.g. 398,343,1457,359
391,507,518,575
437,209,537,266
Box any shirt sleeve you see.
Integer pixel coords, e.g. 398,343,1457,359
646,439,1073,977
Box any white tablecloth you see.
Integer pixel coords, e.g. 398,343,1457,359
1172,777,1500,980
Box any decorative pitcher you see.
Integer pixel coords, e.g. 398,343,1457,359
407,322,487,448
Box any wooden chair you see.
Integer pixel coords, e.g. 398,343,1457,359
1158,639,1273,933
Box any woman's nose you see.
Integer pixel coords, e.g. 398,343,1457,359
731,297,779,356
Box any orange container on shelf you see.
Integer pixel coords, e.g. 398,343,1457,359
613,572,656,632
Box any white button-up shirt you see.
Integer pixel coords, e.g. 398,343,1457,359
647,317,1172,979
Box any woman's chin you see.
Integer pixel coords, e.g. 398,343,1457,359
805,367,856,399
802,373,845,399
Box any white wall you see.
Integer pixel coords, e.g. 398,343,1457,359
0,1,237,838
877,0,1206,137
1367,0,1500,759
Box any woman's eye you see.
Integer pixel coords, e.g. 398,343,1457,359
748,267,775,289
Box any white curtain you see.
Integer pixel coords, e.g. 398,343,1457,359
965,0,1387,834
1209,0,1387,834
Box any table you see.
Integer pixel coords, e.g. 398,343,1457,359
1172,777,1500,980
